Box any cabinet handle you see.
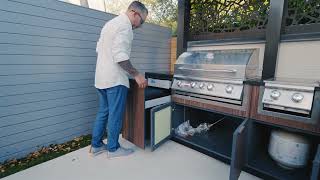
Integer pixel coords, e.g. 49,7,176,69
238,125,245,133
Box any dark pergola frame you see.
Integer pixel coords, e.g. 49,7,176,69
177,0,320,80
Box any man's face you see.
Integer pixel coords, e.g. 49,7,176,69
132,11,147,29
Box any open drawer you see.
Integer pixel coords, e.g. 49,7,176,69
149,102,245,163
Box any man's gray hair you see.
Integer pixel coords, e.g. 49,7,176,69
128,1,148,15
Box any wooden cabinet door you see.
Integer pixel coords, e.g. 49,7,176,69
122,81,145,149
230,119,249,180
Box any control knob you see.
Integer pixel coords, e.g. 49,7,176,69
292,93,304,103
270,90,281,100
191,82,196,88
199,83,205,89
225,85,234,94
177,80,182,87
207,84,214,91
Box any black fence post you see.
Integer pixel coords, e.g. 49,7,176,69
261,0,286,80
177,0,190,58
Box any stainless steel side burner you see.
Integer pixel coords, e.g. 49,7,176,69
262,78,319,115
259,77,320,123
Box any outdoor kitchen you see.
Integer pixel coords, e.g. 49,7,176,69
1,0,320,180
138,41,320,180
122,0,320,180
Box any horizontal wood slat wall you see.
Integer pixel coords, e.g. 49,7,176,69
170,37,177,73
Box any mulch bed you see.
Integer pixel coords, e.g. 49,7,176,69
0,134,92,178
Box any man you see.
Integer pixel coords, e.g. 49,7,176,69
90,1,148,158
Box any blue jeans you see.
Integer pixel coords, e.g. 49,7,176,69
91,85,128,152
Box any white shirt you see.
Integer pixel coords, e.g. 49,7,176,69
95,13,133,89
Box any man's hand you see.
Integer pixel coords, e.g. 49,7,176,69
134,73,147,88
118,60,147,88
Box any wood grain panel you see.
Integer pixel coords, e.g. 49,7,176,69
171,85,253,118
123,81,145,149
172,95,246,118
170,37,177,73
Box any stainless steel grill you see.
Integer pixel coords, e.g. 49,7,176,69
171,48,260,105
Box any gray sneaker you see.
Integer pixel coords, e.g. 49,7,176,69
90,145,107,156
107,147,134,158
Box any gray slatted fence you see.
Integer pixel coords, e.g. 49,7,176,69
0,0,171,162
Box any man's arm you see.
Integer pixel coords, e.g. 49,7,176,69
118,60,139,77
118,60,147,88
111,26,146,88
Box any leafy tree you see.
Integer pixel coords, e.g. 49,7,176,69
104,0,178,36
140,0,178,36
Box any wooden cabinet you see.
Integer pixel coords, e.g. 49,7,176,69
122,81,145,149
122,79,171,149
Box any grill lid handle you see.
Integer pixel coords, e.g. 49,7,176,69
178,67,237,73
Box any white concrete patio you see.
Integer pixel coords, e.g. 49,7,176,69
2,138,260,180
